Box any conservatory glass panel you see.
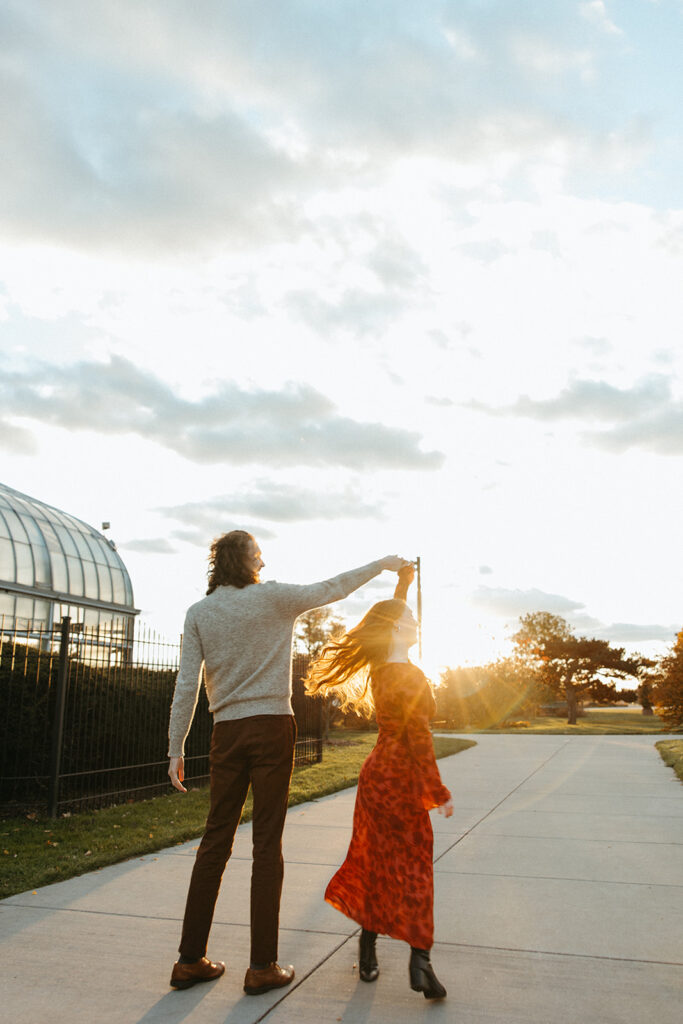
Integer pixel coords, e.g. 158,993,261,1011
81,558,99,596
102,543,121,567
31,600,50,628
91,539,109,565
66,556,84,596
111,569,126,604
1,507,29,543
14,542,35,585
83,608,100,627
15,596,34,622
48,553,68,592
0,540,15,580
54,524,79,556
96,562,113,602
39,522,69,592
19,516,51,586
39,506,61,524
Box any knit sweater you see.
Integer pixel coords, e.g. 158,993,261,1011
168,559,385,757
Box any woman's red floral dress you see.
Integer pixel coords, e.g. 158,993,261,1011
325,662,451,949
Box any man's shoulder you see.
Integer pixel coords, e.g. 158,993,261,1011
189,582,286,608
184,594,209,619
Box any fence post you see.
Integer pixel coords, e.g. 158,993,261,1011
47,616,71,819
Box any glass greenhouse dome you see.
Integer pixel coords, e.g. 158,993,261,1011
0,482,138,633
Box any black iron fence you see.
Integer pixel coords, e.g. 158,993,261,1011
0,616,321,818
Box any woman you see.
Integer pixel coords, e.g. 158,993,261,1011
304,568,453,999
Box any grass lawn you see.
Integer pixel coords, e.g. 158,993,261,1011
655,740,683,783
437,709,676,735
0,731,474,900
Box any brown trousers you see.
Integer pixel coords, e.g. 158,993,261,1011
178,714,296,965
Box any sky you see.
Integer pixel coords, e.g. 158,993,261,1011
1,0,682,677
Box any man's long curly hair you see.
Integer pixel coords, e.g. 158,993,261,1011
303,598,406,717
206,530,258,594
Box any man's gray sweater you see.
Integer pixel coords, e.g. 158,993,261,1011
168,560,385,757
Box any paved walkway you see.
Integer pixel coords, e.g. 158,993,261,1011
2,735,682,1023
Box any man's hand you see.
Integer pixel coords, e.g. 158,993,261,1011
437,798,454,818
380,555,413,572
169,756,187,793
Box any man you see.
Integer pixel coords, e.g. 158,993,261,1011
167,530,410,995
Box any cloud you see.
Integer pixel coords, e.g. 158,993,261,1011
579,2,623,36
478,565,493,575
595,622,679,643
0,417,38,455
466,375,683,455
0,4,318,254
0,1,644,252
572,336,612,356
120,538,176,554
170,525,277,549
468,375,670,422
0,67,306,254
469,595,677,646
0,355,444,470
457,239,511,263
470,585,585,617
425,396,456,407
582,410,683,455
285,288,406,338
283,227,428,337
159,482,383,529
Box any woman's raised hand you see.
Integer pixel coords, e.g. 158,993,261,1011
397,563,415,585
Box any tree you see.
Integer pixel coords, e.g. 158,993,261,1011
436,658,545,729
590,679,619,705
653,629,683,728
295,607,345,739
630,655,658,716
511,612,640,725
295,606,345,658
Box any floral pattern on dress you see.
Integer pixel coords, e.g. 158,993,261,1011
325,662,451,949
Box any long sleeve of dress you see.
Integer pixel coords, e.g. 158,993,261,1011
403,681,452,811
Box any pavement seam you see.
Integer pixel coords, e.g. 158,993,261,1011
432,868,683,888
0,903,357,938
434,939,683,968
484,808,683,820
248,932,357,1023
452,831,683,847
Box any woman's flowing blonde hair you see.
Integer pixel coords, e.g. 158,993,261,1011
303,598,406,717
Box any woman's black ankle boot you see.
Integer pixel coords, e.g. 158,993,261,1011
359,929,379,983
409,947,446,999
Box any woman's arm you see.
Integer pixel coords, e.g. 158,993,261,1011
393,562,415,602
399,675,452,811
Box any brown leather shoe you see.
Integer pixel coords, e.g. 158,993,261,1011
170,956,226,990
243,962,295,995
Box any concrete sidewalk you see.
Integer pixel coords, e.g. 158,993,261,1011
2,735,682,1023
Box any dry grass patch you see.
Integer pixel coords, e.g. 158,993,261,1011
655,740,683,783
